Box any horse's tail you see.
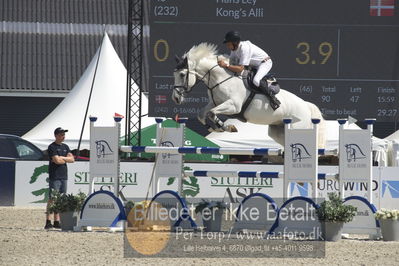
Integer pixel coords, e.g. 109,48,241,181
306,102,326,148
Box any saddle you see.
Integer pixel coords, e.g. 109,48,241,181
244,70,281,108
230,69,281,122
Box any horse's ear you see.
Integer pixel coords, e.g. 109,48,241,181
175,55,181,64
175,56,188,70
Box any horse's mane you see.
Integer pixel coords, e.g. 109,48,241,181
185,43,218,63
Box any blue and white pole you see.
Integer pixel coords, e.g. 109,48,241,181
121,146,282,156
114,116,123,197
89,116,98,195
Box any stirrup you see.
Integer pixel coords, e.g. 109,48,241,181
267,77,277,84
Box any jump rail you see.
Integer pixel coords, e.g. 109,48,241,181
183,170,337,180
121,145,338,156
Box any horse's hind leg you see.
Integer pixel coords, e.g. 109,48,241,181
268,124,284,146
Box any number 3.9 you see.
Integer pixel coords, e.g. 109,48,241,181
295,42,333,65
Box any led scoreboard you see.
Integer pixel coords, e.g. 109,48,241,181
148,0,399,122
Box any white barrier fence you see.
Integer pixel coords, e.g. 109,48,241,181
13,161,399,208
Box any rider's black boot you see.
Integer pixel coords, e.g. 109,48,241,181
259,79,281,110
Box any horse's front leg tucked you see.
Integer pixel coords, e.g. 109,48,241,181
207,99,241,132
198,101,214,126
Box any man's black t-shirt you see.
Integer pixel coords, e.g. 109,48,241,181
48,142,71,180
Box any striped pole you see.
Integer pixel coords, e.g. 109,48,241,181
121,146,282,156
122,145,337,156
318,149,338,156
183,170,338,180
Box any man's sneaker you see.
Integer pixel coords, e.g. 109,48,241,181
44,221,53,229
53,221,61,229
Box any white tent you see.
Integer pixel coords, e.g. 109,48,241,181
23,34,151,150
385,129,399,141
207,118,389,166
384,130,399,166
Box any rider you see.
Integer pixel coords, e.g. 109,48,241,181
217,30,280,110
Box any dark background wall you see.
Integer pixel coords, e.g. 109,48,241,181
0,97,63,135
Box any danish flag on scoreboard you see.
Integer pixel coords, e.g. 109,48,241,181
370,0,395,16
155,95,167,104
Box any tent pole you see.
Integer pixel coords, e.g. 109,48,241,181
76,32,105,156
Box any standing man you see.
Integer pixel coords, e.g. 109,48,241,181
218,30,280,109
44,127,75,229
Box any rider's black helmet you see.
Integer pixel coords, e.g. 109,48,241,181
223,30,241,43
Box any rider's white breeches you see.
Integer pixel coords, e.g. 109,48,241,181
253,60,273,87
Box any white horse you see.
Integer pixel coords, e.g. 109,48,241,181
172,43,326,147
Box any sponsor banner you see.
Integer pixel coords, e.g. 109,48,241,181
13,161,399,209
315,166,380,201
14,161,143,206
161,164,285,201
343,197,379,235
379,167,399,209
78,190,125,228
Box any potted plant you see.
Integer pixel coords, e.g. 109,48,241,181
48,191,87,231
124,200,135,227
375,208,399,241
316,193,357,241
195,199,227,232
125,200,135,216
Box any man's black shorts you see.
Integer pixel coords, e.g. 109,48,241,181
49,179,67,198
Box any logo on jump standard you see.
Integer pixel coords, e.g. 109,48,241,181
344,144,366,162
160,141,179,160
95,140,115,164
95,140,114,158
290,143,311,162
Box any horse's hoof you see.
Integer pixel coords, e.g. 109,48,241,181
208,126,223,133
227,125,238,132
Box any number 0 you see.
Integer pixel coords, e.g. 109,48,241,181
154,39,169,62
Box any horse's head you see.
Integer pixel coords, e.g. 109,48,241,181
172,55,197,105
172,43,218,104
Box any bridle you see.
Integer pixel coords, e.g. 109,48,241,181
173,57,235,102
173,67,199,95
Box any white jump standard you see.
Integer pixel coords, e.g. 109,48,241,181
75,116,126,231
83,116,380,237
